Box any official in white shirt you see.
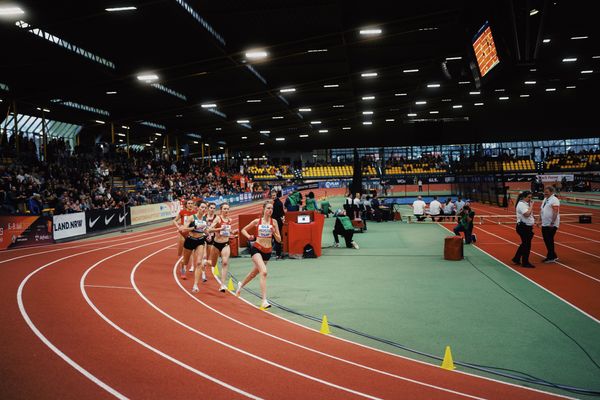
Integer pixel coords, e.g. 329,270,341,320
412,196,426,222
512,191,536,268
540,186,560,263
428,196,442,221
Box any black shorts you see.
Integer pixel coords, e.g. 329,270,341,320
250,245,272,261
213,241,229,252
184,236,206,250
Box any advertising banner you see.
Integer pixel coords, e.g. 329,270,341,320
52,212,86,240
537,174,574,182
130,201,180,226
85,209,131,234
0,216,53,250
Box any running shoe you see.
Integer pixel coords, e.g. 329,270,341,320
511,258,521,265
202,271,207,282
543,257,559,263
471,234,477,243
260,301,271,309
235,282,242,298
189,266,195,272
219,285,227,292
351,241,360,249
180,266,187,280
521,263,535,268
333,243,340,248
191,285,199,293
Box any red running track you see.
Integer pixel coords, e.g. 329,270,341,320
0,200,568,399
467,202,600,322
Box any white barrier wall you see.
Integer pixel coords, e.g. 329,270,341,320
52,212,87,240
130,201,181,226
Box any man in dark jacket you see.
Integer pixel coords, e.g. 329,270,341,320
272,191,285,259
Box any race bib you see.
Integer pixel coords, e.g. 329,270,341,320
194,219,207,232
220,224,231,237
257,224,272,238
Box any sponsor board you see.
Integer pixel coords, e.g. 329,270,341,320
53,212,86,240
296,182,320,190
537,174,574,182
85,209,131,233
0,216,53,250
130,201,180,226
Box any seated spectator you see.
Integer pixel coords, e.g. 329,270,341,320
27,193,43,215
443,198,456,220
332,209,359,249
412,196,426,222
304,191,318,211
429,196,442,221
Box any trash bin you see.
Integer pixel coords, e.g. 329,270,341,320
444,236,463,260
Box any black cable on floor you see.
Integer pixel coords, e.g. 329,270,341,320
230,273,600,397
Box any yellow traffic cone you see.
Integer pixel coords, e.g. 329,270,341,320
441,346,456,370
227,277,235,291
213,262,220,277
320,315,331,335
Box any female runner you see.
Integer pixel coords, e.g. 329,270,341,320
173,199,196,274
178,202,208,287
238,201,281,309
194,201,217,286
207,202,238,292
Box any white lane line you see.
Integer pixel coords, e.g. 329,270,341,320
15,232,173,399
2,226,173,265
479,224,600,279
84,285,134,290
131,255,384,400
81,244,263,400
439,224,600,326
563,223,600,233
171,260,488,400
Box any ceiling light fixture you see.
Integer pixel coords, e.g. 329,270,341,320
105,6,137,12
474,102,484,106
280,88,296,93
106,91,117,94
318,129,328,133
241,136,248,139
275,137,285,141
469,91,481,95
259,130,270,134
571,36,589,40
342,127,351,130
245,50,268,59
403,69,419,73
246,99,261,103
362,121,372,125
307,49,327,53
237,119,250,123
581,70,594,74
427,83,441,88
415,101,427,105
201,103,216,108
452,105,463,109
137,73,159,82
429,111,439,114
323,84,339,88
362,111,373,115
0,6,25,15
524,81,536,85
362,96,375,100
361,72,378,77
458,81,470,85
545,88,556,92
332,104,344,108
566,85,576,89
407,113,417,117
95,120,105,124
543,38,551,43
310,121,321,124
395,93,407,96
299,134,309,138
499,96,509,100
298,108,311,112
272,116,284,119
562,58,577,62
529,8,539,16
359,28,382,35
385,119,395,122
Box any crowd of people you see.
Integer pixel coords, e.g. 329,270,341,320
0,146,265,216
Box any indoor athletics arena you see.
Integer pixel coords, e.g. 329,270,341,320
1,1,600,399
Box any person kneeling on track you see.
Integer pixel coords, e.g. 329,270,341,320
453,205,476,244
332,209,359,249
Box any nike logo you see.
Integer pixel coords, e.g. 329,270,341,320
119,212,128,223
89,216,100,228
105,214,115,225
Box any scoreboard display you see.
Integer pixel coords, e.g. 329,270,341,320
472,21,500,77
